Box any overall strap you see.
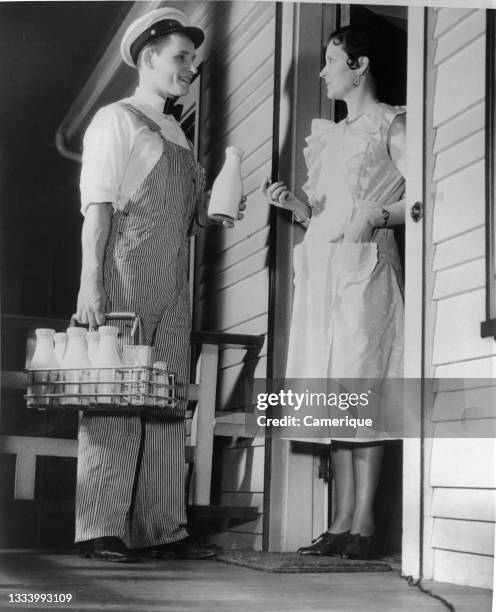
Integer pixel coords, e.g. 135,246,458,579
119,102,162,134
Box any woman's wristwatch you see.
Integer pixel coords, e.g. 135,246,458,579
380,207,390,227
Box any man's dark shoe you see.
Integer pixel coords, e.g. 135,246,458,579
135,536,221,560
297,530,350,556
79,537,137,563
169,536,221,559
341,532,377,560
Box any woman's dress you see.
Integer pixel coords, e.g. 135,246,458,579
285,102,406,440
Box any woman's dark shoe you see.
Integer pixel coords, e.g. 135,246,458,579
297,530,350,556
80,537,137,563
341,532,377,560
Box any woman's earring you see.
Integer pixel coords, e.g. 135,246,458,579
353,73,361,87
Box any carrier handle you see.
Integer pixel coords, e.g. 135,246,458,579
70,312,142,344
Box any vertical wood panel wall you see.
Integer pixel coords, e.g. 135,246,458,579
191,1,275,549
424,7,495,589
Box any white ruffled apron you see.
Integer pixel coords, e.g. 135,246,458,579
284,104,405,440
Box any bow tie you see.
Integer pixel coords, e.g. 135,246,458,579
163,97,183,121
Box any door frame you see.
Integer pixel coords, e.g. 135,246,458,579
401,6,426,580
266,1,336,551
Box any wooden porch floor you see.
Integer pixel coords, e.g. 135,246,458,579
0,552,491,612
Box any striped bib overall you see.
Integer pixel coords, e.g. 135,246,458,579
75,104,205,547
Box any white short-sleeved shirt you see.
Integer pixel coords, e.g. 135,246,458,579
80,87,190,216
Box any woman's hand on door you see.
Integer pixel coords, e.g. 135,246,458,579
261,178,310,222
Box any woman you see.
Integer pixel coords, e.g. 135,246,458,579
263,25,406,560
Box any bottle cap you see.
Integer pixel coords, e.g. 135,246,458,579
225,146,244,158
35,328,55,338
66,327,87,337
87,331,100,341
98,325,119,337
54,332,67,342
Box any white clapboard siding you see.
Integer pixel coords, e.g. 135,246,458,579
432,226,485,271
198,268,269,332
198,247,269,300
433,8,476,37
213,99,273,163
433,10,485,66
219,344,267,372
433,101,484,154
432,36,485,127
192,2,275,546
429,438,495,489
219,324,267,371
424,10,495,588
433,549,494,589
432,160,485,244
435,356,496,379
222,313,268,336
432,385,496,422
217,357,268,410
431,518,494,556
216,190,272,252
202,60,274,134
192,0,254,38
202,190,271,260
432,130,484,182
242,143,273,184
432,289,491,365
432,489,496,522
432,257,485,299
432,419,496,439
197,199,270,278
198,227,269,285
220,443,265,493
217,340,267,372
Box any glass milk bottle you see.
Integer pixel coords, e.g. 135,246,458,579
207,146,244,222
29,328,58,405
94,326,122,405
60,327,91,406
87,331,99,366
54,332,67,366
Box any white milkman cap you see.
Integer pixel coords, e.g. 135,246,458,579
120,7,205,67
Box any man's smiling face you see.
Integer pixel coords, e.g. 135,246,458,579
145,32,197,99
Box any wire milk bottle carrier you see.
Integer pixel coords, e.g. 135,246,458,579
24,312,176,412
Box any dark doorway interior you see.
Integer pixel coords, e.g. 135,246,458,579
326,4,408,554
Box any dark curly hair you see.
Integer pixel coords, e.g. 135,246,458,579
327,25,386,76
326,24,406,104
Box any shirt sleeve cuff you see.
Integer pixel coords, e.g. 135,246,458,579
80,189,118,216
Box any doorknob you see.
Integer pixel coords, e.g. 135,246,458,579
410,201,423,222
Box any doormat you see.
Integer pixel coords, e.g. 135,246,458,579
216,550,391,573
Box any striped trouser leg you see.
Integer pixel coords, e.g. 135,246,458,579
75,415,142,542
129,293,190,548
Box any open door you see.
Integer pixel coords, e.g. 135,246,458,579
402,7,426,579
